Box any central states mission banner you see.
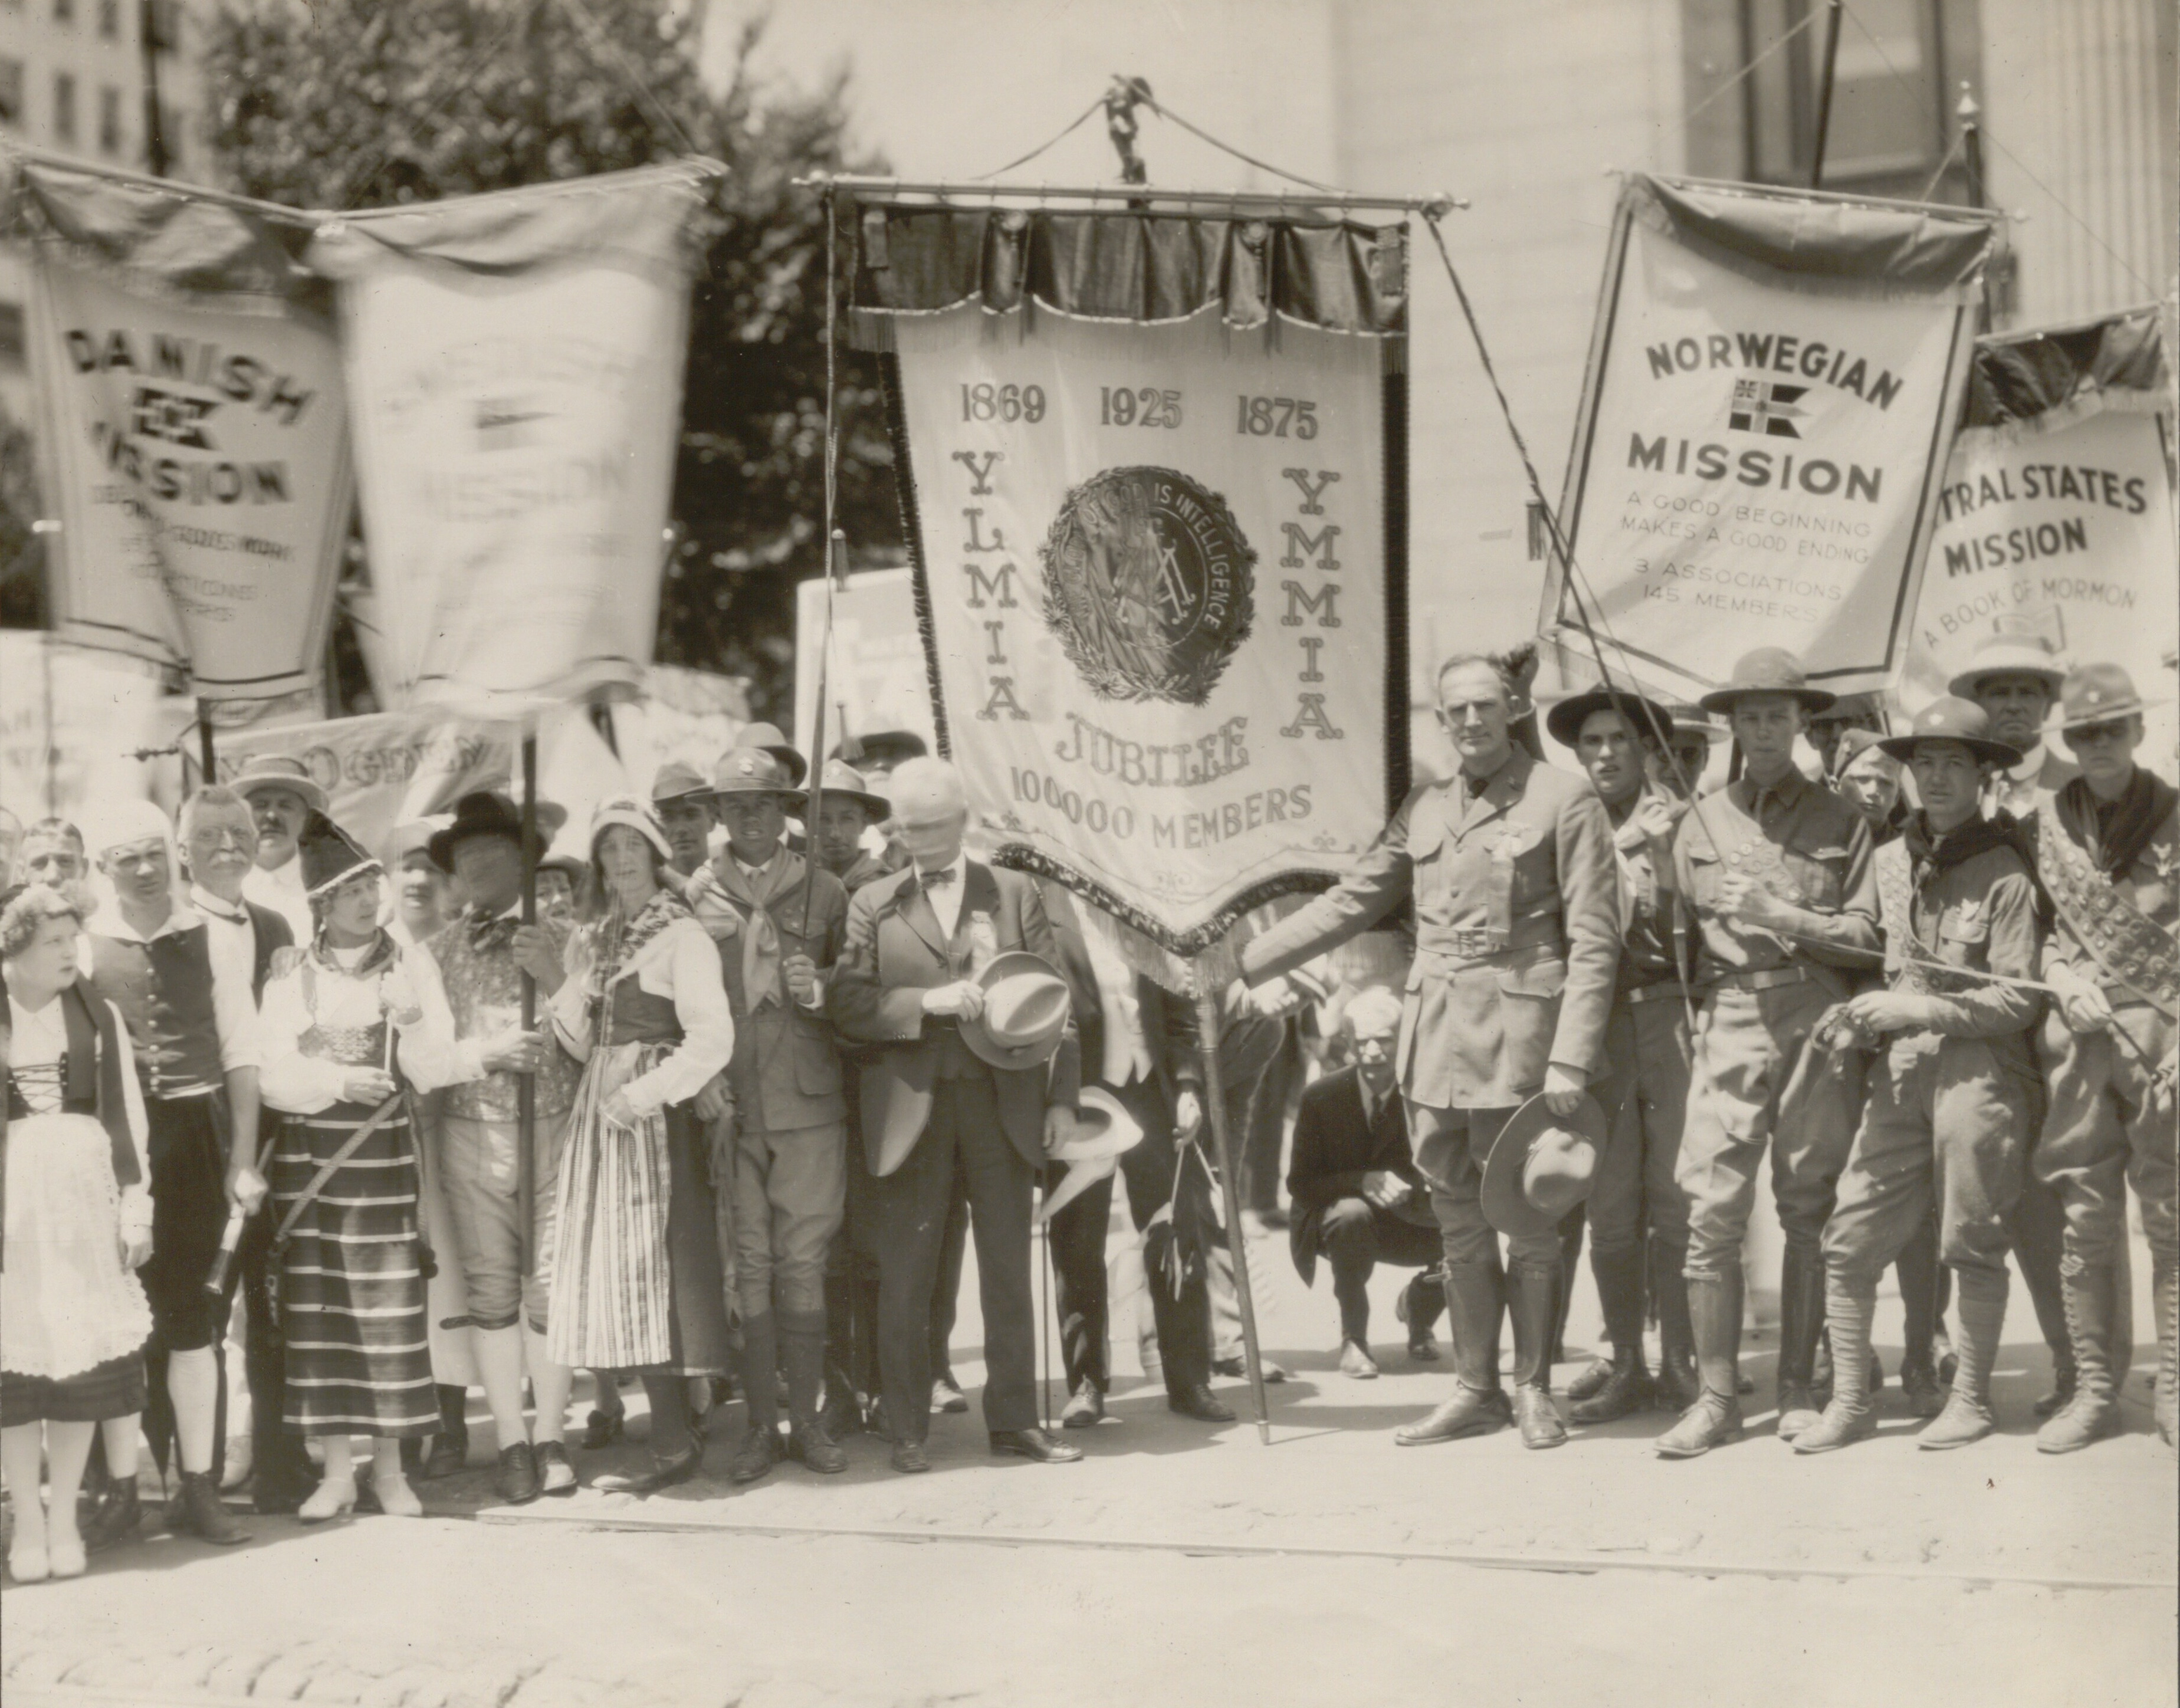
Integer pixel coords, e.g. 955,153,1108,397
853,205,1409,953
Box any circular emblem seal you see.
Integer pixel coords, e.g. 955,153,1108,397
1038,465,1255,706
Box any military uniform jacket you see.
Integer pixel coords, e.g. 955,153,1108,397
1242,749,1620,1109
1873,831,2041,1066
685,852,849,1134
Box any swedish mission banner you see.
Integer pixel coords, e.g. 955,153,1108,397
852,203,1409,954
11,159,352,701
1547,175,2000,699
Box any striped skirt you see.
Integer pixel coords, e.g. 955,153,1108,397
270,1099,436,1438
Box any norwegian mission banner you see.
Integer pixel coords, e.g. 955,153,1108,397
308,165,711,711
1545,175,2000,699
853,205,1409,953
11,159,353,701
1901,308,2176,720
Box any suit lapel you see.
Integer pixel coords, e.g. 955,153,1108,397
892,876,948,963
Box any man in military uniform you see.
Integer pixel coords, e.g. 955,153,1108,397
1242,649,1620,1449
1653,648,1882,1459
1794,700,2043,1453
2030,664,2178,1453
1546,687,1698,1421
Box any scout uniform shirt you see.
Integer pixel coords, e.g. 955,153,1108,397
1873,821,2042,1063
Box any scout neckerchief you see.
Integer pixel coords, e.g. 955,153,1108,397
2057,769,2176,881
1879,813,2014,995
2037,773,2180,1017
691,849,806,1011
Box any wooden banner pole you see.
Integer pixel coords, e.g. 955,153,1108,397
516,723,539,1276
1191,958,1272,1446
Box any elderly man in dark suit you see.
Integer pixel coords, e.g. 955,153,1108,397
828,758,1084,1473
1242,649,1620,1450
1286,987,1444,1379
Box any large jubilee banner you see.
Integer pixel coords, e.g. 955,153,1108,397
1544,175,2001,699
309,165,711,712
852,203,1409,954
11,159,353,701
1900,307,2176,718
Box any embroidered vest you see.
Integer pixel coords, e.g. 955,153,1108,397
88,923,225,1098
1,980,139,1188
428,915,580,1122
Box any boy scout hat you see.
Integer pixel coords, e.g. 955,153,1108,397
815,759,891,820
961,950,1072,1073
710,747,809,812
1481,1089,1607,1239
2054,662,2155,731
650,759,714,806
730,722,808,787
1698,648,1837,715
1544,688,1677,750
1878,697,2021,768
1947,634,2066,701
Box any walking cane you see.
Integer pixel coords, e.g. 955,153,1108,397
1038,1190,1053,1430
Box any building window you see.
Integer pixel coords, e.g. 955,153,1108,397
99,84,121,153
98,0,118,38
0,60,22,128
54,71,76,143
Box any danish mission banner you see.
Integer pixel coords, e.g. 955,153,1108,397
852,203,1410,953
1545,174,2000,700
10,159,353,702
1900,307,2176,715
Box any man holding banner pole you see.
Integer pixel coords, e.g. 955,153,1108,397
1241,649,1620,1451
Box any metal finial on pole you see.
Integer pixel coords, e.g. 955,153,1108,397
1808,0,1844,190
1957,82,1987,208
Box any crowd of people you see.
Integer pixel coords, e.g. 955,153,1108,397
1,628,2172,1584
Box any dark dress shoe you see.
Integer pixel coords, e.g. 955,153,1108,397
534,1439,579,1496
932,1374,970,1415
890,1440,931,1474
1339,1339,1380,1379
420,1430,468,1482
819,1385,864,1441
1213,1356,1288,1382
495,1442,541,1506
789,1421,849,1475
1568,1355,1654,1425
83,1480,142,1552
989,1427,1083,1464
1515,1386,1568,1449
729,1424,779,1485
1061,1386,1105,1428
1394,1385,1511,1446
1563,1357,1613,1403
1167,1383,1236,1424
580,1410,625,1451
170,1470,250,1545
592,1443,703,1495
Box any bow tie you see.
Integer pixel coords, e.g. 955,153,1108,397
919,868,956,890
470,914,518,948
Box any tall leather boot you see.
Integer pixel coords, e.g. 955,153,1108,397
1893,1218,1947,1419
731,1313,782,1483
1922,1266,2004,1450
1571,1244,1653,1424
2037,1260,2123,1453
1774,1241,1827,1440
2153,1253,2176,1451
2012,1177,2076,1415
1794,1268,1877,1453
1508,1265,1568,1449
1394,1263,1510,1444
1655,1269,1744,1457
780,1310,848,1474
1650,1241,1699,1413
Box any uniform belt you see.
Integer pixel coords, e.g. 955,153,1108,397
1712,964,1810,993
1416,917,1564,974
1622,981,1695,1008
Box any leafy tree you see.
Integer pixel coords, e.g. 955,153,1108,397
202,0,898,718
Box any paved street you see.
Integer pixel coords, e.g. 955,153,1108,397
5,1221,2174,1708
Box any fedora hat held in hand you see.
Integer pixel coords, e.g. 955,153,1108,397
961,950,1072,1072
1480,1089,1607,1239
1036,1085,1145,1225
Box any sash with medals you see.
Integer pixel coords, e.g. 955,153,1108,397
2034,803,2180,1017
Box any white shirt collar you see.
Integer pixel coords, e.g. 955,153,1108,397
189,883,249,924
2008,741,2046,783
89,898,204,943
915,854,968,887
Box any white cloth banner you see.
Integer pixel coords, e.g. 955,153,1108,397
1901,408,2178,717
792,566,935,758
311,173,701,711
27,258,352,700
1549,185,1985,699
0,632,166,821
889,302,1397,950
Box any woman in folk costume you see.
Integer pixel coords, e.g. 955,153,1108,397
2,883,155,1582
257,813,470,1522
546,797,734,1493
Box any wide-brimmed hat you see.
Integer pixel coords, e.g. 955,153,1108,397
1036,1085,1146,1225
426,790,569,873
2054,662,2156,732
1832,725,1903,781
961,950,1072,1072
230,753,328,814
586,795,675,863
1698,647,1836,715
1481,1089,1607,1238
710,746,809,811
297,810,380,899
812,759,891,820
1663,703,1730,745
1544,688,1677,751
841,729,928,770
1878,697,2020,768
650,759,713,806
730,722,807,787
1948,633,2068,701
